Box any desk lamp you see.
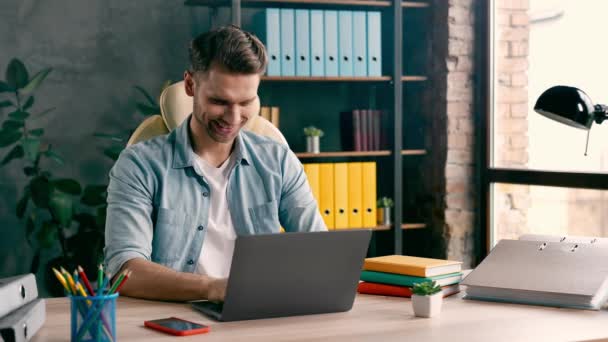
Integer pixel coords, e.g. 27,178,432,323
534,85,608,154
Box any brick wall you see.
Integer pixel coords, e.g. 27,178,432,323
494,0,530,240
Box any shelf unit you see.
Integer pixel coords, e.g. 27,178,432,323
186,0,430,255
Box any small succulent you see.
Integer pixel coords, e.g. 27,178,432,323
303,126,324,137
412,281,442,296
377,196,394,208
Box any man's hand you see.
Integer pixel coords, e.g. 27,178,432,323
207,278,228,302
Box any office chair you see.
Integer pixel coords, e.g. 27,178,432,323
127,80,287,146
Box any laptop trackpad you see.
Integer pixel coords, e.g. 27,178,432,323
191,301,224,321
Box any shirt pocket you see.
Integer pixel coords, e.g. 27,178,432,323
248,200,280,234
152,207,189,264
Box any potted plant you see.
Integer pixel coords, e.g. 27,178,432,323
303,126,323,153
411,281,443,318
376,197,394,225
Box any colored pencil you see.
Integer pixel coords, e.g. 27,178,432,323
111,270,131,294
78,265,96,296
108,270,127,294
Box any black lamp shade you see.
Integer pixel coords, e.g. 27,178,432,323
534,85,595,130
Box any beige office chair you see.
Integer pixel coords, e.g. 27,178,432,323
127,81,287,146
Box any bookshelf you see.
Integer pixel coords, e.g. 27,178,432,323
186,0,430,255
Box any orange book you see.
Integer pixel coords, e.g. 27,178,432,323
363,255,462,277
357,282,460,298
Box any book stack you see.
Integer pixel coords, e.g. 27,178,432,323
0,274,45,342
340,109,384,151
358,255,463,298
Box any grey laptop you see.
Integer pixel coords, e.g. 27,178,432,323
191,229,371,321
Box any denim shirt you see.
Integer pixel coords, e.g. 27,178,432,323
104,115,326,278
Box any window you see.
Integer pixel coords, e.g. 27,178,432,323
485,1,608,251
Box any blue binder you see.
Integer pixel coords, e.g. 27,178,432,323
352,11,367,77
324,10,339,77
367,11,382,77
261,8,281,76
295,9,310,77
338,11,353,77
310,10,325,77
280,9,296,76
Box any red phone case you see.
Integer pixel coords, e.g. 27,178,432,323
144,317,210,336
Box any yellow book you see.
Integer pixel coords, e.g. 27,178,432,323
347,162,362,228
270,106,280,128
319,163,335,230
333,163,348,229
260,106,271,121
363,255,463,277
361,162,376,227
303,163,320,204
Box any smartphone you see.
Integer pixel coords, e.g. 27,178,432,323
144,317,210,336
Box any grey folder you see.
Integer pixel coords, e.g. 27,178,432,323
0,298,45,342
462,239,608,310
0,274,38,318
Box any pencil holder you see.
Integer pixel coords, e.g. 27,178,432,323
70,293,118,342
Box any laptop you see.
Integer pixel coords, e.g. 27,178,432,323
191,229,371,321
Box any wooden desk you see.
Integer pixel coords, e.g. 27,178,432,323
33,294,608,342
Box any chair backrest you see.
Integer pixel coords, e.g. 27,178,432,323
159,81,288,145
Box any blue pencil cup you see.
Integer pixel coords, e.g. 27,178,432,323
70,293,118,342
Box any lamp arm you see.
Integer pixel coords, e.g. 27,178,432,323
593,104,608,124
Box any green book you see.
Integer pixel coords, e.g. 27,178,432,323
360,271,463,287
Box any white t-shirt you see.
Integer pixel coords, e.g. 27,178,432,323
194,153,237,279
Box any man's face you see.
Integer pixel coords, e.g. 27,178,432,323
185,63,261,144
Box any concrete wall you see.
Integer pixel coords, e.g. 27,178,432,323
0,0,211,288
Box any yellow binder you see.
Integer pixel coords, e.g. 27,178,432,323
319,163,335,230
362,162,377,227
303,163,320,204
333,163,348,229
347,162,363,228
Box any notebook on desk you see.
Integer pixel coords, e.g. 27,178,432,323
191,229,372,321
462,238,608,310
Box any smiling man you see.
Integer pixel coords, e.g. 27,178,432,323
103,26,326,302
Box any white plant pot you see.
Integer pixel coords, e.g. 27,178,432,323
306,136,320,153
412,292,443,318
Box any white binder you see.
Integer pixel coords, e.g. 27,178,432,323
462,239,608,310
0,298,45,342
0,274,38,318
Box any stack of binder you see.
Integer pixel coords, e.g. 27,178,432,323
0,274,45,342
249,8,382,77
358,255,463,298
340,109,384,151
462,236,608,310
303,162,376,229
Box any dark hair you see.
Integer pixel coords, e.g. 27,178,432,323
189,25,267,75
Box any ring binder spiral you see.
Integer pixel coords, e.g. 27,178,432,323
462,238,608,310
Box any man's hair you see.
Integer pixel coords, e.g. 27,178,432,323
189,25,267,75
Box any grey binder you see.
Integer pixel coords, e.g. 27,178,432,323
0,299,45,342
462,239,608,310
0,274,38,318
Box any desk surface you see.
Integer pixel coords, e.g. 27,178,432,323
33,293,608,342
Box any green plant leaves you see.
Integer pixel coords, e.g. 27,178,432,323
36,221,57,248
23,96,34,110
29,128,44,137
0,100,13,108
1,145,24,166
53,178,82,195
6,59,29,90
81,185,107,206
0,81,13,93
30,250,40,273
43,149,64,165
2,120,24,130
0,130,22,147
16,193,29,218
22,137,40,162
8,110,29,121
21,68,52,94
30,176,52,208
103,145,123,161
49,191,73,227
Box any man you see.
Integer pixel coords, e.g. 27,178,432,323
104,26,326,302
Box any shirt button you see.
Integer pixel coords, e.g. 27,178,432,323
197,225,204,231
187,259,194,265
203,192,209,197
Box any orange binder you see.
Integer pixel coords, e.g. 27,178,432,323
363,255,463,277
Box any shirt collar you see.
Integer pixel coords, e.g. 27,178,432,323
172,114,250,169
